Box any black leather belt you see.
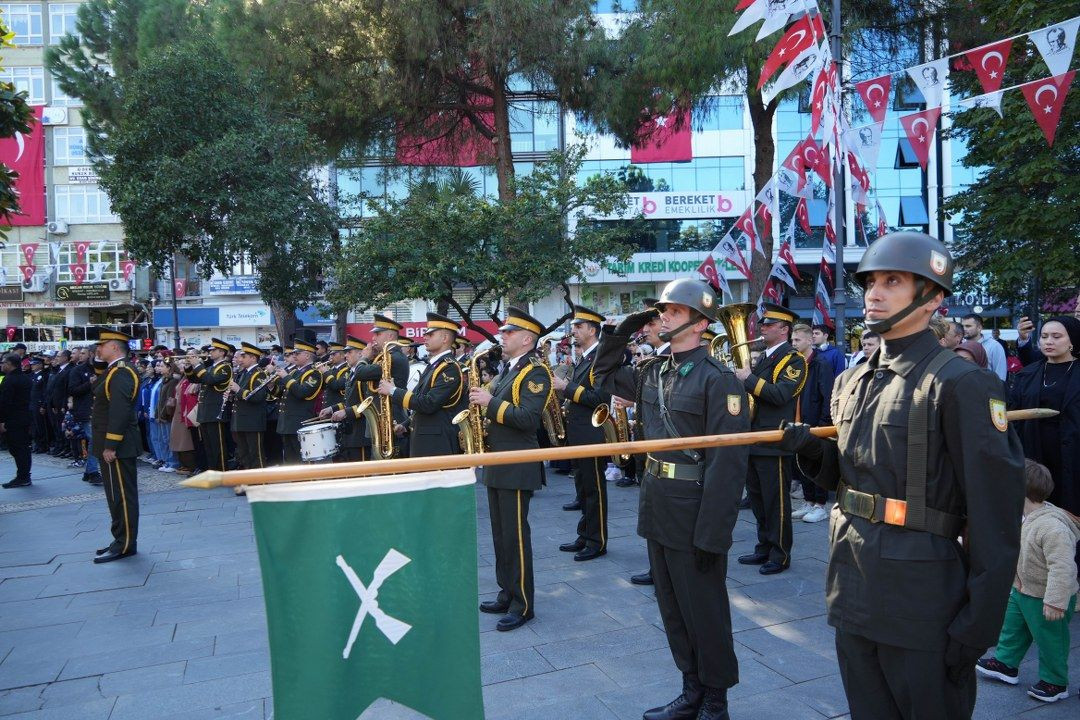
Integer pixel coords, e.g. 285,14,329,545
645,454,702,481
837,482,964,538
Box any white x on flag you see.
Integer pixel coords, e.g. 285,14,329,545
337,549,413,659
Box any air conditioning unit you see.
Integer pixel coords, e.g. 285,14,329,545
47,220,69,235
109,278,131,291
22,275,46,293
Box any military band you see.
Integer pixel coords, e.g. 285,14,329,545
231,342,268,470
275,339,324,463
184,337,235,473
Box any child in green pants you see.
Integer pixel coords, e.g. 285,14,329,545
976,459,1079,703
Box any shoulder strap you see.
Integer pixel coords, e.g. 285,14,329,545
904,349,958,534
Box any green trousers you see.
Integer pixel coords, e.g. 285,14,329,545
994,588,1076,686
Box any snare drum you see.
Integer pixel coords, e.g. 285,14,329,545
298,421,340,462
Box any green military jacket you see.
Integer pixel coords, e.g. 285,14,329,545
323,362,350,409
481,352,550,491
186,359,233,424
276,363,324,434
231,364,268,433
92,359,142,458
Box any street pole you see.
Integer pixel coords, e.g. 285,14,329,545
829,0,847,353
169,254,181,352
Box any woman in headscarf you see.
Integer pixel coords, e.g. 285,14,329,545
953,340,988,369
1009,316,1080,518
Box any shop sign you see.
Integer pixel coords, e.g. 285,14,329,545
54,283,110,301
0,286,23,302
218,305,273,327
208,276,259,295
590,191,751,221
576,251,740,284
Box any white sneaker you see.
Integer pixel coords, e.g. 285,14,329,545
791,500,812,520
158,466,176,474
803,505,829,523
790,483,804,500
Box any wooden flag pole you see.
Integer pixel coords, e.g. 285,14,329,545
179,408,1056,489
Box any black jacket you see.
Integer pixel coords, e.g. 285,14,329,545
91,360,142,457
562,346,610,446
29,369,48,408
1009,358,1080,515
391,352,464,457
0,369,32,425
743,341,807,456
481,351,550,491
67,361,95,421
798,350,835,427
47,363,73,408
231,365,269,433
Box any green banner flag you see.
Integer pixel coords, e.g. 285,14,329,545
248,469,483,719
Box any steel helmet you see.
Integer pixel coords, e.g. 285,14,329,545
655,278,720,322
854,231,954,295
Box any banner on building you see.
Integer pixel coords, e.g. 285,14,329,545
0,106,45,226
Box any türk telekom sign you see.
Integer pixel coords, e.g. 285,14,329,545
591,191,751,221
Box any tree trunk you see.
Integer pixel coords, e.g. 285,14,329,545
489,71,516,204
271,299,297,347
334,307,348,342
746,86,778,305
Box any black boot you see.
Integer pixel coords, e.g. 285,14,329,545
643,674,703,720
695,687,729,720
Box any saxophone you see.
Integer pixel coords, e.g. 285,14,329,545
357,339,412,459
452,344,501,454
591,400,632,467
539,355,566,446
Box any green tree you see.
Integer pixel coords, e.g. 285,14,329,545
327,147,637,340
943,1,1080,306
0,13,36,231
219,0,610,203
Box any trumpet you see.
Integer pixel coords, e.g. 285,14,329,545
453,344,501,454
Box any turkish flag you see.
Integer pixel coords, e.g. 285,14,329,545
756,201,773,242
814,292,833,327
810,64,833,136
758,13,825,89
848,152,871,193
121,259,136,282
713,232,752,281
734,0,757,9
20,242,38,267
630,108,692,164
70,263,87,286
395,100,496,167
965,39,1012,94
74,240,91,264
781,143,808,194
698,254,721,290
898,107,942,170
796,196,812,235
174,279,187,299
854,75,891,124
1021,72,1075,147
778,240,801,280
20,265,35,283
0,106,45,226
808,140,832,187
734,205,758,255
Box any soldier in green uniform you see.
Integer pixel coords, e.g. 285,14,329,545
378,313,464,457
91,330,142,564
326,335,371,461
274,340,324,463
734,303,806,575
353,315,411,456
184,338,234,473
593,279,750,720
780,232,1025,719
230,342,268,470
551,305,612,561
471,307,551,632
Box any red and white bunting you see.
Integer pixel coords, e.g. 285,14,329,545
754,0,810,42
734,205,760,256
70,263,87,286
729,0,766,37
20,243,39,267
755,201,773,242
854,75,891,124
712,232,753,281
796,196,812,235
957,90,1004,117
758,13,825,90
898,107,942,170
965,39,1012,94
1031,18,1079,77
697,254,731,298
876,200,888,237
778,237,802,281
1021,71,1075,147
20,265,36,283
907,58,950,110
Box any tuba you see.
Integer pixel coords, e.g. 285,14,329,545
713,302,763,413
452,344,501,454
591,400,632,467
357,339,412,459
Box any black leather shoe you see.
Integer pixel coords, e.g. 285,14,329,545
630,570,653,585
2,478,31,488
574,547,606,562
562,500,581,511
559,539,586,553
85,473,103,486
615,478,639,487
737,553,768,565
759,561,789,575
695,687,729,720
736,496,751,510
495,612,534,632
95,545,115,556
479,600,510,614
643,674,703,720
94,548,137,564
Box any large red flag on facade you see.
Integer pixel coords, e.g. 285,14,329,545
0,106,45,226
395,104,496,167
630,108,692,164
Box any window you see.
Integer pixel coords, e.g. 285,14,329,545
0,66,45,104
895,138,921,169
53,185,119,223
508,100,560,153
50,77,81,106
696,96,744,131
48,2,78,43
53,240,124,283
52,127,86,165
1,4,43,45
593,0,637,12
898,195,929,226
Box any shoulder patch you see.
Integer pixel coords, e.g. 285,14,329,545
727,394,742,416
527,380,545,394
784,365,802,380
304,374,320,387
990,399,1007,432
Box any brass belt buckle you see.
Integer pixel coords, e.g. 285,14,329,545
850,490,877,521
660,461,674,478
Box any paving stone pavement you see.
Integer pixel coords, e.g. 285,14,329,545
0,452,1076,719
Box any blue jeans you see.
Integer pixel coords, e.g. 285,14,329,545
152,419,177,468
84,430,99,474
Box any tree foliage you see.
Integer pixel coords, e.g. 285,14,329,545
943,0,1080,305
327,147,638,340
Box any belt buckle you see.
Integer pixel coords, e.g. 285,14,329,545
660,461,674,478
848,490,877,521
